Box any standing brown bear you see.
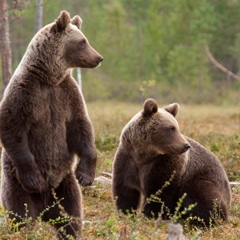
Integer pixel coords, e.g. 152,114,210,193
112,98,231,227
0,10,103,239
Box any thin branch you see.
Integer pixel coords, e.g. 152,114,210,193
205,45,240,83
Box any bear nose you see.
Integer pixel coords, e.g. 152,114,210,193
98,56,104,62
184,143,191,150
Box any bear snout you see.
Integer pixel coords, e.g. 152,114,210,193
184,143,191,150
180,143,191,154
171,142,191,154
91,55,103,68
98,56,104,62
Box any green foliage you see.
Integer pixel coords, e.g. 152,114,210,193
4,0,240,104
96,134,117,152
139,79,156,100
0,191,82,239
0,205,57,239
232,33,240,68
146,172,198,225
172,193,197,224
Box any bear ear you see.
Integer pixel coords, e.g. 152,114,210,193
52,10,71,32
164,103,180,117
71,15,82,29
142,98,158,117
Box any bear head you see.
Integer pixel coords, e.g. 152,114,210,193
120,98,191,158
50,10,103,69
26,10,103,76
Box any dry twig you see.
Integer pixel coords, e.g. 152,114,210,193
205,45,240,83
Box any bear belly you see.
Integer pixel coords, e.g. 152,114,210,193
28,121,75,189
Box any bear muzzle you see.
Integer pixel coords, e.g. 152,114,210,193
90,55,103,68
98,56,104,62
171,142,191,155
180,143,191,154
184,143,191,150
95,55,104,67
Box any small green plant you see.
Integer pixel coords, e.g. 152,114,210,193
209,198,225,227
145,172,198,226
0,190,82,239
171,193,197,224
147,171,176,205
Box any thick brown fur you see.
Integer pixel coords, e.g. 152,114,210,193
112,98,231,227
0,10,103,239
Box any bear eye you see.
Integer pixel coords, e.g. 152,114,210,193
169,126,175,132
79,39,86,46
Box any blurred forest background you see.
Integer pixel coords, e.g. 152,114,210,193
1,0,240,104
0,2,240,238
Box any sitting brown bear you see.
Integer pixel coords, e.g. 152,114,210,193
112,98,231,227
0,10,103,239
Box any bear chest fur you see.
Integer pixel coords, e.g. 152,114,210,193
136,154,187,197
3,78,78,188
30,83,74,185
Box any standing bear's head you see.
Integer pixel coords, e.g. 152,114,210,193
20,10,103,85
120,98,191,158
50,10,103,69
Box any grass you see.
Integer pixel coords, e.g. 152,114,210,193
0,100,240,239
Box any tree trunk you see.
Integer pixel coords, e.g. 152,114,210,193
35,0,43,32
0,0,12,90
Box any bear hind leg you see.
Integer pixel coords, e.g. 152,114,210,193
1,176,40,227
113,187,141,215
42,174,82,239
181,180,229,227
142,201,164,219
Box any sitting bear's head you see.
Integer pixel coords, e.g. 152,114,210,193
120,98,191,157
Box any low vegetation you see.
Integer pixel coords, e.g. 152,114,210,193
0,101,239,239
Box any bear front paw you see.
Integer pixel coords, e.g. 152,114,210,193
17,169,47,193
75,170,95,186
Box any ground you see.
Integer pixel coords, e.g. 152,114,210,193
0,101,239,239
